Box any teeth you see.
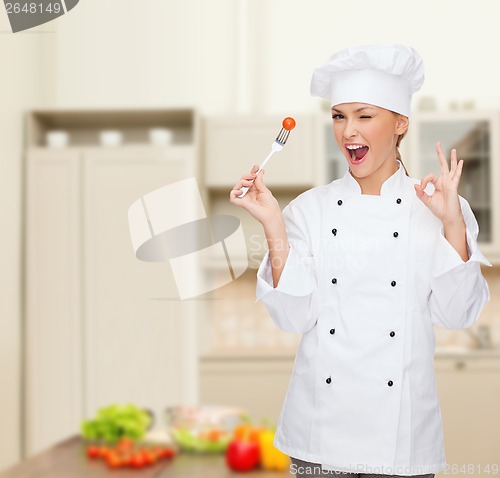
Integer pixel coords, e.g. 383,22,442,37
345,145,366,150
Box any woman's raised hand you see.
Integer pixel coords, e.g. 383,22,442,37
229,164,282,225
414,141,465,226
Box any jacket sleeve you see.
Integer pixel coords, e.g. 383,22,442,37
254,202,320,334
428,197,492,329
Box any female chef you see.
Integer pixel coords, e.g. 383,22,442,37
229,44,492,478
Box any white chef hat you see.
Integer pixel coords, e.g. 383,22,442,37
310,44,425,117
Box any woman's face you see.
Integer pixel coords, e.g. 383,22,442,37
331,102,408,178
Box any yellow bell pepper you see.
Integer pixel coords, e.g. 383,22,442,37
258,429,290,471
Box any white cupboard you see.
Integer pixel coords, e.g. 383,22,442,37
25,148,83,456
435,354,500,477
203,114,318,187
24,110,200,456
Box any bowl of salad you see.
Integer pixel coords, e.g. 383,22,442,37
165,405,247,453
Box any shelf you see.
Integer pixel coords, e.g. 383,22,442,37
27,144,195,155
25,108,197,148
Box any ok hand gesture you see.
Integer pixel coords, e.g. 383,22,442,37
414,142,465,227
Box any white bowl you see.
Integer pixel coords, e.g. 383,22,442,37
46,130,69,148
99,130,123,146
149,128,173,146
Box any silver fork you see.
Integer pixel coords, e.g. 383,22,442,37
237,127,292,198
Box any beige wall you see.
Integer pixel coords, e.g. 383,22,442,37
52,0,238,112
0,12,54,470
51,0,500,114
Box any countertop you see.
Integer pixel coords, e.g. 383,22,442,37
0,437,290,478
200,347,500,360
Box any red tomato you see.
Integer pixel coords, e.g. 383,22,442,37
98,446,111,459
86,446,100,459
225,439,260,472
141,449,156,466
282,117,296,131
160,447,176,459
121,453,133,467
131,452,146,469
116,437,134,453
106,452,122,468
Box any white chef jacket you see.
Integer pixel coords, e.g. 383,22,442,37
255,160,492,476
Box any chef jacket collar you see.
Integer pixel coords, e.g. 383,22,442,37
342,160,405,196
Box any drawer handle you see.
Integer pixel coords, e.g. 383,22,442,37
455,360,466,370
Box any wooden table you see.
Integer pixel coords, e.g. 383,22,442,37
0,437,292,478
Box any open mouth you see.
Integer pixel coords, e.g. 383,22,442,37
345,144,369,161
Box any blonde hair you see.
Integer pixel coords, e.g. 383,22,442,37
396,131,409,176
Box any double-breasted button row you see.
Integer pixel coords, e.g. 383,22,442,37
335,197,402,205
325,376,394,387
327,196,402,390
331,228,399,238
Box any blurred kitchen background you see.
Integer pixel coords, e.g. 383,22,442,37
1,0,499,475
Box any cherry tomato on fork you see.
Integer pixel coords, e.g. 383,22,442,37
282,117,296,130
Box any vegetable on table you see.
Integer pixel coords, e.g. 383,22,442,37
258,429,289,471
170,427,231,453
80,403,151,443
225,419,290,472
225,438,260,472
85,438,176,470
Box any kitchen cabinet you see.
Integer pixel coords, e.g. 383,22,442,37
203,114,317,187
199,354,295,422
408,111,500,261
24,147,83,458
24,110,200,457
434,353,500,476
